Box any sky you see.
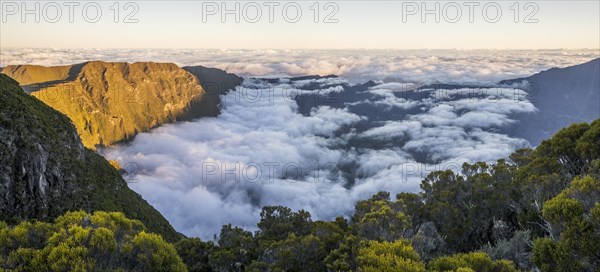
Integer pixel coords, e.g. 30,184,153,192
1,1,599,49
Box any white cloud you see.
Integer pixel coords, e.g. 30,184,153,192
2,48,598,84
101,77,535,239
101,82,365,238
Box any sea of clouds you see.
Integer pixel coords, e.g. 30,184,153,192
100,77,536,239
3,48,596,239
1,48,598,83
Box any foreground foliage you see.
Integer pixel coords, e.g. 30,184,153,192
0,211,186,271
1,118,598,271
172,119,600,272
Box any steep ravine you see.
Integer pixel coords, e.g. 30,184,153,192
0,74,181,242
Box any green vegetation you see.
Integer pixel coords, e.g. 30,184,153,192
427,252,517,272
0,74,180,242
0,211,186,271
356,240,425,272
531,176,600,271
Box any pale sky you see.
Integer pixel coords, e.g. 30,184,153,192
1,1,599,49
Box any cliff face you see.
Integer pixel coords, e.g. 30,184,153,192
183,65,243,118
2,61,242,148
0,74,180,241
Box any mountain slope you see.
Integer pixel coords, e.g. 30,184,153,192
0,64,72,85
0,74,180,241
501,58,600,145
183,65,243,117
1,62,242,148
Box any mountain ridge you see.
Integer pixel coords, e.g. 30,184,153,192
0,74,181,241
1,61,242,148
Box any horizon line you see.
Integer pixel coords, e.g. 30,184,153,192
2,47,600,51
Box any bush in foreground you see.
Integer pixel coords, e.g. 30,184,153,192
0,211,186,272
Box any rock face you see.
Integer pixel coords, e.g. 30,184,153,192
183,65,243,117
0,74,180,241
501,58,600,145
1,61,242,148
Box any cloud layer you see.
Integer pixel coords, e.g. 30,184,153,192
101,78,536,239
2,48,598,83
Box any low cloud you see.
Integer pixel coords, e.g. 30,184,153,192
2,48,598,84
101,78,535,239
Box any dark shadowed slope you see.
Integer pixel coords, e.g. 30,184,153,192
0,74,180,242
182,65,243,117
501,58,600,145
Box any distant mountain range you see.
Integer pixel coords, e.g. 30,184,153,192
1,62,242,148
292,58,599,149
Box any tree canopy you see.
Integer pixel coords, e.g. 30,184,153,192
2,119,599,271
0,211,186,271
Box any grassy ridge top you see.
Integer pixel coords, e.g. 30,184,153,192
1,64,72,85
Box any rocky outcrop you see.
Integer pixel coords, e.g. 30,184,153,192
2,61,242,148
183,65,243,96
183,65,243,117
0,74,180,241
